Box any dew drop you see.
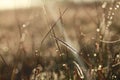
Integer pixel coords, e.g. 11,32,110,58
22,24,26,28
116,4,119,8
102,2,107,8
94,53,97,57
96,28,100,32
109,7,113,10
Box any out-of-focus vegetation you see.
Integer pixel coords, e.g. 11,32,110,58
0,0,120,80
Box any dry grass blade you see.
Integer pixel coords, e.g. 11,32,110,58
42,2,62,55
39,8,69,52
100,39,120,43
53,36,93,67
53,36,94,80
0,53,8,66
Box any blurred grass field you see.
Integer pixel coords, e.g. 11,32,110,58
0,1,120,80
